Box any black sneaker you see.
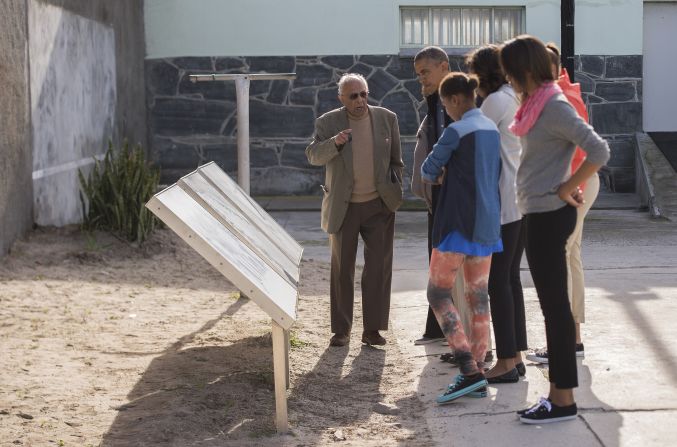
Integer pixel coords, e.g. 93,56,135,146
519,398,577,424
526,344,585,364
516,397,549,417
441,351,494,366
440,352,459,365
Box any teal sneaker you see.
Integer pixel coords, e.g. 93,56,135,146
437,373,488,404
448,374,487,398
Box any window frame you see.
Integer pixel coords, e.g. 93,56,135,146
399,5,526,56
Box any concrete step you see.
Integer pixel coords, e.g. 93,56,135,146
593,191,641,210
636,132,677,221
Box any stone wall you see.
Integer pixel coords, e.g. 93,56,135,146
147,54,641,195
0,0,33,256
576,55,642,192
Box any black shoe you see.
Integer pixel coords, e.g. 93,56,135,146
362,330,386,346
442,351,494,366
487,367,519,383
440,352,459,365
329,333,350,346
516,362,526,377
519,398,577,424
576,343,585,357
517,397,549,417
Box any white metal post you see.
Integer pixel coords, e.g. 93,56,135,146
272,321,289,433
189,73,295,197
234,77,251,194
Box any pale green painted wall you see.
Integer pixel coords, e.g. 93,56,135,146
576,0,643,55
144,0,642,58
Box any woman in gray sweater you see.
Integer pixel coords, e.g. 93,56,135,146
499,35,610,424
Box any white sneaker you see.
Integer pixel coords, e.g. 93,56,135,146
414,336,445,345
526,349,549,364
526,344,584,364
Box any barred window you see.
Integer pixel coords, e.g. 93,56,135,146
401,6,525,48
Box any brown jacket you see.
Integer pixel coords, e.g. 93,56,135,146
306,106,404,234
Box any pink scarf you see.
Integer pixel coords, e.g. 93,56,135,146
509,82,563,136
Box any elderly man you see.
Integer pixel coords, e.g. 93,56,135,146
306,73,404,347
411,47,493,362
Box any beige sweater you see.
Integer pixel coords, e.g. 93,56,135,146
349,114,379,203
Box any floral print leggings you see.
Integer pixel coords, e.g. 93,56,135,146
427,249,492,375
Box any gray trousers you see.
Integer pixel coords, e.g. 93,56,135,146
330,198,395,334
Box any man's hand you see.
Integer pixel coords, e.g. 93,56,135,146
422,167,446,185
334,129,352,149
558,183,584,207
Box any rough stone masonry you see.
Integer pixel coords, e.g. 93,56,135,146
146,53,642,195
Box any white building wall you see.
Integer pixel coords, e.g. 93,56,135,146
576,0,643,55
145,0,642,58
642,2,677,131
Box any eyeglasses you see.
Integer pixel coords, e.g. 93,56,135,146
343,91,368,100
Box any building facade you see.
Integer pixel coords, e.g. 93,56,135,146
144,0,646,194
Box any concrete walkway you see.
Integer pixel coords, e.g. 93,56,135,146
390,209,677,446
272,205,677,447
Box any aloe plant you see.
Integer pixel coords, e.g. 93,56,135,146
79,141,161,243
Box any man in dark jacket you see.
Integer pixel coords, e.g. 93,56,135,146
411,47,492,361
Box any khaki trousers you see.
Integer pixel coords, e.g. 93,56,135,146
566,173,600,323
330,198,395,334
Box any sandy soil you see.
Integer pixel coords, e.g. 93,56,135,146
0,226,433,446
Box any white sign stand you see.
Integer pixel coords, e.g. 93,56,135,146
188,73,296,194
146,162,302,433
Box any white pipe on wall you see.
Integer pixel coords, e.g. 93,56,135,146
235,77,250,195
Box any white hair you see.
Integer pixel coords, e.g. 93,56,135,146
338,73,368,94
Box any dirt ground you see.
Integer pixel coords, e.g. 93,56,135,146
0,226,433,446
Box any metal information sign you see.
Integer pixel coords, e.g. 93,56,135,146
146,162,302,432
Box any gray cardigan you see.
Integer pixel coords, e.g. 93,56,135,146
517,93,610,214
411,115,434,211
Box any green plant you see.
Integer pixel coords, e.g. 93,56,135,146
78,141,160,243
84,232,101,251
289,331,310,349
